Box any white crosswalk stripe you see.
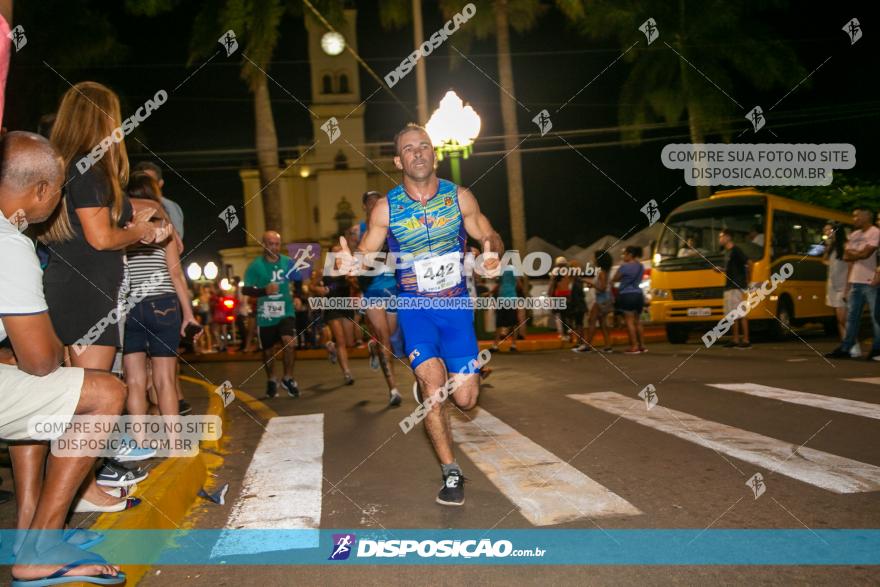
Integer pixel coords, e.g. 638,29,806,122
212,414,324,557
568,392,880,494
450,406,641,525
707,383,880,420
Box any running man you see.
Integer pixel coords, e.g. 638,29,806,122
341,123,503,506
242,231,300,398
357,190,402,406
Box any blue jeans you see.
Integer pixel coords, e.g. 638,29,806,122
841,283,880,353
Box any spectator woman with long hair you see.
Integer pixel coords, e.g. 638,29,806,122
38,81,163,510
823,222,848,341
123,172,199,417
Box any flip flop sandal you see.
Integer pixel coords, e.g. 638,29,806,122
11,556,125,586
62,529,105,551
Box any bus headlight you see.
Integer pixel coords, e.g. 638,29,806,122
651,288,670,299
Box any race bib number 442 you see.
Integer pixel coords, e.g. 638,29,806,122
413,252,461,293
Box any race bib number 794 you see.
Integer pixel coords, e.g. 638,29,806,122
262,300,285,319
413,252,461,293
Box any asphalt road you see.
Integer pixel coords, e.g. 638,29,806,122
138,335,879,585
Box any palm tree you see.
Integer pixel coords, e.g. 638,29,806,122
130,0,344,232
581,0,805,198
380,0,587,254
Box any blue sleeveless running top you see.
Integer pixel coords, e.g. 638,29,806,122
386,179,467,297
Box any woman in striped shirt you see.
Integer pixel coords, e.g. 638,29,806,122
123,172,199,417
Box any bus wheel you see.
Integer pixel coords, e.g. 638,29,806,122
666,324,689,344
771,297,794,340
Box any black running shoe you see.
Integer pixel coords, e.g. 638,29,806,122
436,470,465,506
824,348,850,359
266,380,278,398
282,378,300,398
178,400,192,415
97,461,148,488
344,372,354,386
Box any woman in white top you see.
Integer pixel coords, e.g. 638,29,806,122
823,222,848,341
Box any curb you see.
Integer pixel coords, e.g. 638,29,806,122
87,378,234,586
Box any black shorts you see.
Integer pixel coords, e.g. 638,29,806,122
258,316,297,350
495,307,517,328
324,309,355,322
616,292,645,314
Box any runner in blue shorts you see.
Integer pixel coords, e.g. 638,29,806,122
357,191,402,406
341,123,503,506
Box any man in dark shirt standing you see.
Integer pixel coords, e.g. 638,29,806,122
718,228,752,348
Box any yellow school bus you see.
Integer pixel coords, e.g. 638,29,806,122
649,188,851,343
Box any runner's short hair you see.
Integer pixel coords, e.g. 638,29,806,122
393,123,428,156
625,245,642,258
719,228,734,238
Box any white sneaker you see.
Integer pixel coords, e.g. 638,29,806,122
389,388,402,407
850,344,862,359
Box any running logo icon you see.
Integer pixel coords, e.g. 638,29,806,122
532,110,552,136
321,117,341,143
7,25,26,52
842,18,862,45
746,472,766,499
219,30,239,56
639,18,659,45
8,208,28,232
219,205,239,232
638,384,658,410
328,533,356,560
214,380,235,408
745,106,765,132
640,199,660,226
286,243,321,280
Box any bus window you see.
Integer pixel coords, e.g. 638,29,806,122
772,211,827,258
656,205,765,265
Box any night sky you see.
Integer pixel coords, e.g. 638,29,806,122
4,1,877,266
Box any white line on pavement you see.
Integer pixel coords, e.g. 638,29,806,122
568,392,880,494
450,407,641,525
211,414,324,558
707,383,880,421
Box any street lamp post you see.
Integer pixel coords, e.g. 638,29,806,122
425,90,480,186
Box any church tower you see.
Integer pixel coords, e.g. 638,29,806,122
224,9,396,278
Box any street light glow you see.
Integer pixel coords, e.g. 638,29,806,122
425,90,481,150
203,262,219,280
186,262,202,280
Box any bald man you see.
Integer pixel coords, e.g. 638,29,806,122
0,132,127,584
242,230,300,398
